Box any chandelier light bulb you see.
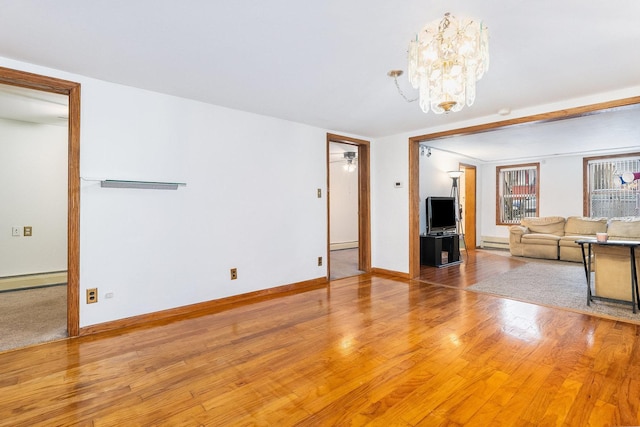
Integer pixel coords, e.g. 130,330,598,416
408,12,489,114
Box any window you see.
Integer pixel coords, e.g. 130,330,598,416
584,153,640,217
496,163,540,225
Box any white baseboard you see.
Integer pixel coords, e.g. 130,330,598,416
330,241,359,251
480,236,509,250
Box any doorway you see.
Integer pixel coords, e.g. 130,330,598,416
0,66,81,338
326,133,371,280
459,163,477,252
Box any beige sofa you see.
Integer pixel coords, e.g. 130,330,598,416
509,215,640,303
560,216,609,262
509,216,607,262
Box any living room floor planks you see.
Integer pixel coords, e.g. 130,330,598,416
419,248,528,289
1,251,640,425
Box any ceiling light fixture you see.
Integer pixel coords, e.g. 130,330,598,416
344,151,357,172
407,12,489,114
420,145,432,157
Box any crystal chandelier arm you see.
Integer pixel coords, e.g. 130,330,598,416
391,73,418,103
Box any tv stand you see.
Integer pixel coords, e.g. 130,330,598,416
421,234,461,267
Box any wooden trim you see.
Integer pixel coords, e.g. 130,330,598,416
407,96,640,283
358,143,371,272
326,133,371,275
460,163,477,249
582,151,640,216
0,66,81,337
370,267,411,279
0,66,80,94
79,277,329,336
326,139,331,276
326,133,370,145
409,139,421,278
410,96,640,143
67,85,81,337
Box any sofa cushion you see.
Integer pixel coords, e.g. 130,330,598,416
521,216,566,236
607,217,640,240
559,235,590,247
563,216,608,236
559,216,608,263
521,233,561,245
523,244,559,260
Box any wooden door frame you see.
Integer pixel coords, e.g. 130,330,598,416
408,96,640,278
326,133,371,278
459,163,477,251
0,66,80,336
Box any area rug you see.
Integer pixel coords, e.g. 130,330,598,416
467,261,640,324
0,284,67,352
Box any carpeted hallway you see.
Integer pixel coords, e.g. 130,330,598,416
330,248,365,280
0,284,67,352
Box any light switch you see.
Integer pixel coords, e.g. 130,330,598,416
24,226,32,237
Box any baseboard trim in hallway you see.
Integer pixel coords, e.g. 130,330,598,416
0,272,68,293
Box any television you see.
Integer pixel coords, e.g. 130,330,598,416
426,196,457,235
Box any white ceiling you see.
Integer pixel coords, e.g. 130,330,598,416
424,105,640,163
0,85,68,126
0,1,639,161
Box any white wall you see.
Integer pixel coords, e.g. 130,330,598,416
329,145,358,247
370,133,409,274
2,55,638,325
0,118,67,276
418,148,472,235
480,155,588,240
0,57,332,328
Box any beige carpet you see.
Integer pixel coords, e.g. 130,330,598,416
0,285,67,352
0,272,67,293
467,261,640,324
330,248,365,280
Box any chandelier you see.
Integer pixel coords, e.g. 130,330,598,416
407,12,489,114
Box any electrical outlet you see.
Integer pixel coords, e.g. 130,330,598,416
86,288,98,304
23,226,32,237
318,256,323,266
230,268,238,280
11,227,20,237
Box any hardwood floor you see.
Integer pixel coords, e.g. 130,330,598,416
418,248,528,289
1,250,639,425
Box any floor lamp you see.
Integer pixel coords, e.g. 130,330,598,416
448,170,466,251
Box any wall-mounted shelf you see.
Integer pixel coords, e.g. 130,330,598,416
100,180,187,190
